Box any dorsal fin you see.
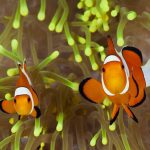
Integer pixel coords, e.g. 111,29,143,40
107,36,117,55
16,62,32,88
21,67,32,86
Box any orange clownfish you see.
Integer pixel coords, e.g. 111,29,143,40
0,61,41,119
79,36,149,124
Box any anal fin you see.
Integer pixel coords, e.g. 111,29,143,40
79,78,105,104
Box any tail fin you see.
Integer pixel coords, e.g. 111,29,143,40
142,59,150,87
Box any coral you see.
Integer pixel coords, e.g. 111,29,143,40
0,0,149,150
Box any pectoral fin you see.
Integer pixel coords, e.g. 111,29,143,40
0,100,16,114
79,78,105,103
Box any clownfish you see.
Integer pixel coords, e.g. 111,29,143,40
79,36,149,124
0,61,41,119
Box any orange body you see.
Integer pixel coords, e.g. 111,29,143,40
103,62,127,95
79,36,146,124
0,61,41,118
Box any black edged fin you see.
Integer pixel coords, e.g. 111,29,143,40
122,46,143,63
128,107,138,123
34,106,41,118
79,77,96,104
0,100,9,114
18,115,24,120
132,114,138,123
130,90,146,108
110,109,120,125
132,75,139,98
32,87,39,98
18,115,21,120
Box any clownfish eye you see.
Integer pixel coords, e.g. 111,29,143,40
14,99,16,103
102,68,105,72
27,97,31,103
121,65,124,69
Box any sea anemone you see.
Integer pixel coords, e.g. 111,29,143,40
0,0,149,150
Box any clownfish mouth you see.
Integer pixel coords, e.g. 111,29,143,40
102,54,130,96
